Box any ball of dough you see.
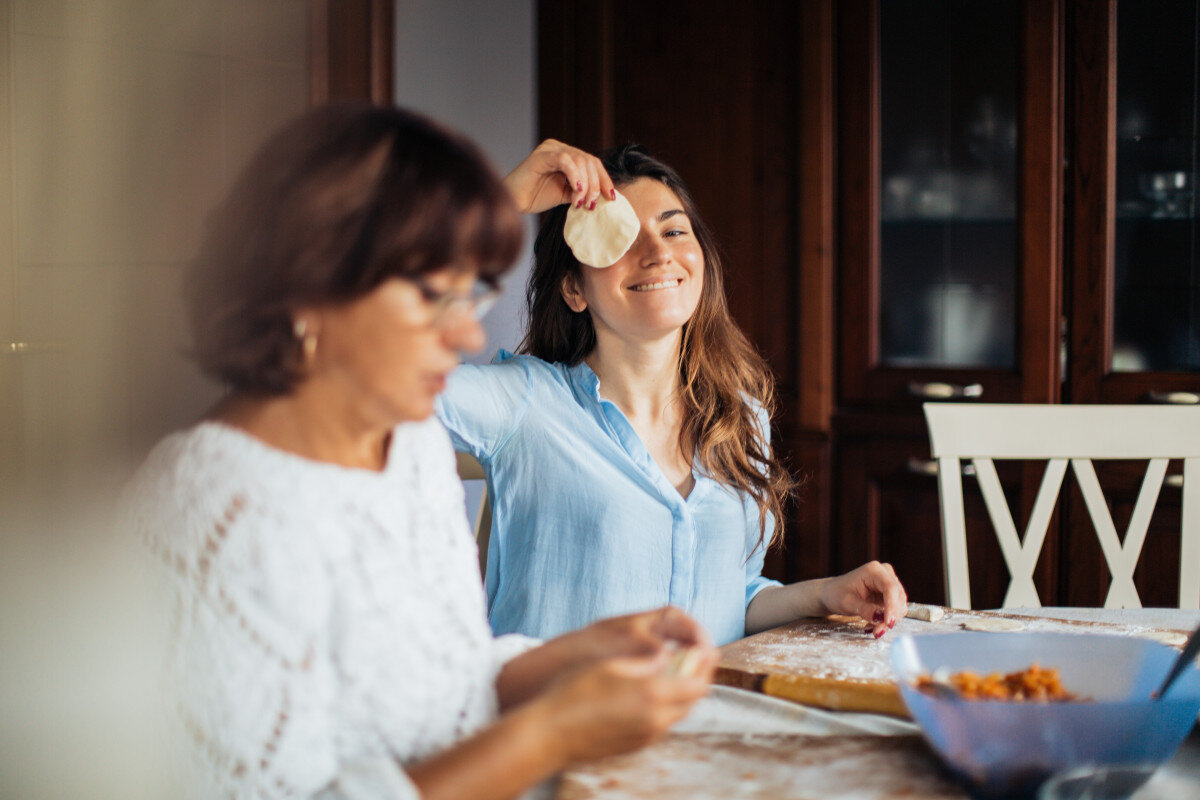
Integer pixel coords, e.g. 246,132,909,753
563,190,640,268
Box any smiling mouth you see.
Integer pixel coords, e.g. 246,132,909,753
629,278,681,292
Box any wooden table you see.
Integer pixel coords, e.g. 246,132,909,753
555,607,1200,800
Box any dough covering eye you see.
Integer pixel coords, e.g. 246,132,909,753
563,190,640,268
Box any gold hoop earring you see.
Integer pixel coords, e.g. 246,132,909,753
293,318,318,362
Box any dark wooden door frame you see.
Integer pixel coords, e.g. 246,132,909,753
310,0,395,105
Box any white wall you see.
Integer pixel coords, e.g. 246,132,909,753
393,0,537,364
393,0,537,520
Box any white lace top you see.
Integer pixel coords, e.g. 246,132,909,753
125,418,538,799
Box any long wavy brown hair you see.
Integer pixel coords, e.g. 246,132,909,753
519,144,794,551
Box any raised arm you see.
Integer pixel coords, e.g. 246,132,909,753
503,139,616,214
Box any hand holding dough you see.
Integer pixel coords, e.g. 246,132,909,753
563,190,639,268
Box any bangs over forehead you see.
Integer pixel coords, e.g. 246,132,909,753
187,103,523,395
352,124,523,290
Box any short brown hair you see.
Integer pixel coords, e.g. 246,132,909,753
187,103,523,394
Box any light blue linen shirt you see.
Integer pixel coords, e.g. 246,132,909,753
435,350,781,646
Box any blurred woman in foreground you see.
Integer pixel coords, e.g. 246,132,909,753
125,104,716,800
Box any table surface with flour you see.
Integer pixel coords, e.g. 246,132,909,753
554,607,1200,800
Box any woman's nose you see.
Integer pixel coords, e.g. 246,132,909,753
441,307,487,355
636,231,671,266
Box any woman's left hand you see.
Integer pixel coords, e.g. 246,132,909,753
576,605,716,660
496,606,716,710
818,561,908,639
503,139,616,214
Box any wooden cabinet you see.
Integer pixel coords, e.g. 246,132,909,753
834,0,1061,607
835,0,1199,606
538,0,1199,605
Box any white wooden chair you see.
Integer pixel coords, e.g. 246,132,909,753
923,403,1200,610
455,451,493,579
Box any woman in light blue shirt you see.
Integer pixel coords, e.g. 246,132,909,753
438,141,907,645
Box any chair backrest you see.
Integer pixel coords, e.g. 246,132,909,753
923,403,1200,610
454,451,492,579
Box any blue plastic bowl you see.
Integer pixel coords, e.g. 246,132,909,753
890,632,1200,799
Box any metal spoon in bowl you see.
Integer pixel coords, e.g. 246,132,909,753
1151,622,1200,700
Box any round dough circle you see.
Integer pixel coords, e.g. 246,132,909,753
961,617,1026,632
563,190,640,268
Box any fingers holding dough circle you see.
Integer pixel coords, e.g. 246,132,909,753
563,190,639,268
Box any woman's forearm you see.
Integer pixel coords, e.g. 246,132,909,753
744,579,832,635
408,701,565,800
745,561,907,639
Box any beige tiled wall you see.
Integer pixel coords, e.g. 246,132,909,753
0,3,310,794
1,0,309,491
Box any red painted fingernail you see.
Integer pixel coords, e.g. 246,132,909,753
575,199,583,208
588,199,596,210
874,627,885,639
609,189,617,200
872,610,885,623
576,181,583,191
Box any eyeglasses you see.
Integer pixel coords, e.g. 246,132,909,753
407,276,502,325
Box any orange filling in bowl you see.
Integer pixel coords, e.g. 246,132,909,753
917,663,1078,701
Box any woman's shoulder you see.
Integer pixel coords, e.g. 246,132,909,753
468,349,564,378
123,422,340,551
446,350,575,400
125,423,335,622
496,350,584,390
124,423,242,510
128,422,294,498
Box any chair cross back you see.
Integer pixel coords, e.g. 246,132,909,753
923,403,1200,610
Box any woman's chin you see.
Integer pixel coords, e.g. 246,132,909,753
392,396,439,425
636,309,697,338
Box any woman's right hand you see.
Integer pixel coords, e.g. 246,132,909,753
531,649,715,765
502,139,616,215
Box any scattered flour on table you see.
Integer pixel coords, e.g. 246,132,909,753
721,613,1188,682
557,734,967,800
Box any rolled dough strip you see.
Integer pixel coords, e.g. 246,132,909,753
760,674,910,719
961,617,1026,632
905,604,946,623
563,190,639,267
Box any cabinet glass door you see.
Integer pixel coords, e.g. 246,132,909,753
878,0,1019,368
1114,0,1200,373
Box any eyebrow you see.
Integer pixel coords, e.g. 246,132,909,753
658,209,687,222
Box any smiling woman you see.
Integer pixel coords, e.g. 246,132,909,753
437,143,909,647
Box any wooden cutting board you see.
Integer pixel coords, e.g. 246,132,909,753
557,733,968,799
715,607,1192,718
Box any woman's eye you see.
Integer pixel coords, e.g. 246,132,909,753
417,285,445,303
664,228,689,238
